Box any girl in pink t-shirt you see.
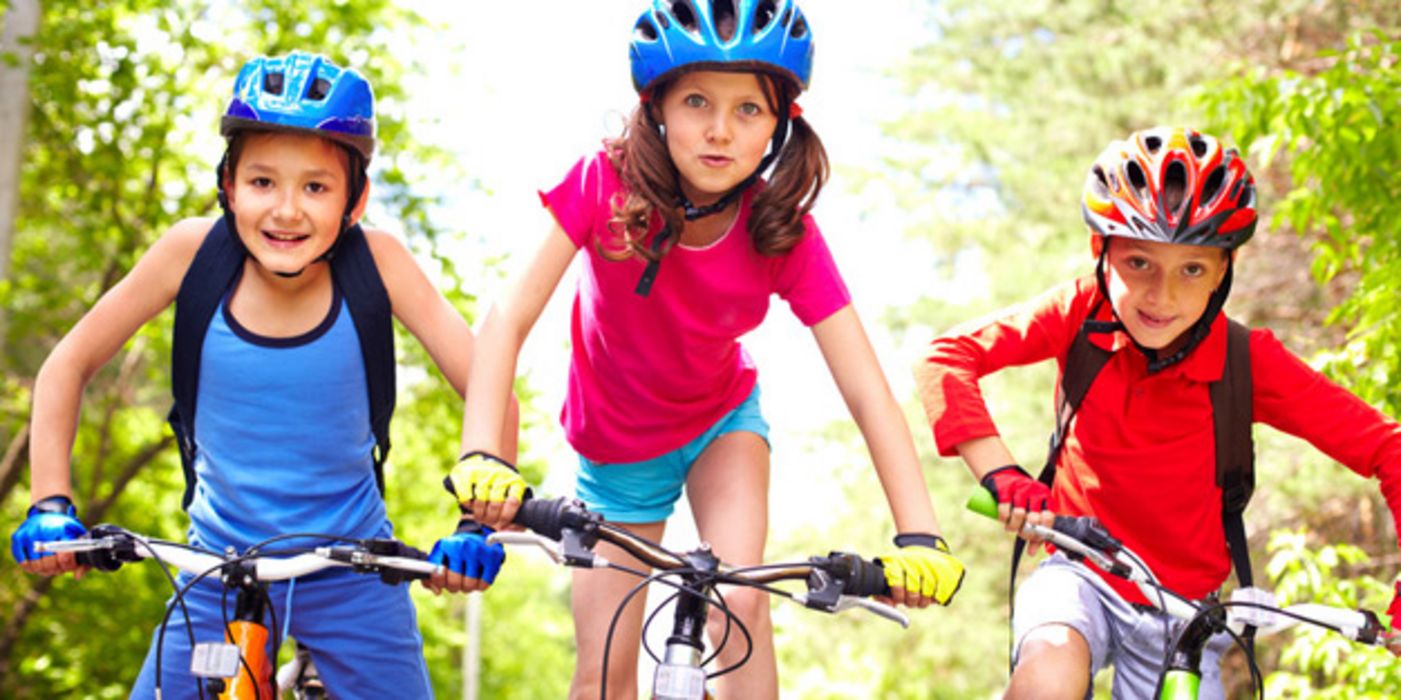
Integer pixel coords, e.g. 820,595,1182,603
452,2,965,697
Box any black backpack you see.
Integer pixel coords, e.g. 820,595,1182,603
166,218,396,510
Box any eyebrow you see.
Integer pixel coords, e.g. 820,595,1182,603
241,162,341,181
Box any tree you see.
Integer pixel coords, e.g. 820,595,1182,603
0,0,42,356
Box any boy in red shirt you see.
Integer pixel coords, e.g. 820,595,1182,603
916,127,1401,698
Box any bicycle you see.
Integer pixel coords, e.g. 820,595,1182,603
487,495,909,700
37,524,438,699
966,488,1390,699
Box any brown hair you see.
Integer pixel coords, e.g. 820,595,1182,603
600,73,829,263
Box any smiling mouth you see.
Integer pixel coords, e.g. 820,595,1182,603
1137,309,1175,328
263,230,310,242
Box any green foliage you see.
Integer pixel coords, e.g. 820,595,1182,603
1261,530,1401,698
1199,33,1401,414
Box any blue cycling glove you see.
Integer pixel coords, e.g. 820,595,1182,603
429,520,505,585
11,495,86,563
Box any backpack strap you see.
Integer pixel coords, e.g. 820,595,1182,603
1213,320,1255,586
328,224,396,495
168,221,396,509
169,219,246,510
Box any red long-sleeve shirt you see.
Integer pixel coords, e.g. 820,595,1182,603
917,276,1401,604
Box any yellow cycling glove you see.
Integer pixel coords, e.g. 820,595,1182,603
448,451,528,506
878,533,966,605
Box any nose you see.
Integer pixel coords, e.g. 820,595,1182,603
272,186,303,223
1143,269,1176,306
706,113,732,144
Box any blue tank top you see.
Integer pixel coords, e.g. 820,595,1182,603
186,282,390,552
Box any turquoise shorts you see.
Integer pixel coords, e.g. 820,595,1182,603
576,385,770,523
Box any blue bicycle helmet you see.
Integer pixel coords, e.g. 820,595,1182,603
221,51,376,159
629,0,814,94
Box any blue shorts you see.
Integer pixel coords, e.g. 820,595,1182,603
576,385,770,523
1012,554,1232,700
129,570,431,700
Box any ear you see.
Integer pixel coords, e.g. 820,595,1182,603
348,179,371,224
1090,234,1105,259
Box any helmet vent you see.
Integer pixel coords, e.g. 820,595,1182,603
637,16,660,40
1189,135,1208,158
712,0,737,41
780,8,792,28
790,13,809,39
670,0,699,33
1091,165,1110,194
754,0,778,32
1163,161,1187,214
1125,160,1148,193
263,72,285,96
1200,166,1225,207
306,77,331,101
1144,135,1162,153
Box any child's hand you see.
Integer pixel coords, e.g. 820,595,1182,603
877,534,966,608
423,520,505,596
10,496,90,580
447,451,529,531
980,464,1054,552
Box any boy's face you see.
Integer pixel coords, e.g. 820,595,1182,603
1098,237,1231,352
658,70,779,207
225,131,365,276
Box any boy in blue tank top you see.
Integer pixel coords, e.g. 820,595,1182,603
9,52,513,699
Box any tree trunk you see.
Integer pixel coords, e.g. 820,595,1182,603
0,0,43,353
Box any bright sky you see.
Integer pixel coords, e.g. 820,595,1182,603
396,1,983,528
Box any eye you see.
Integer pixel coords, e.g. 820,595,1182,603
305,181,329,195
250,176,273,188
738,101,763,117
683,93,706,108
1125,256,1150,271
1182,262,1206,278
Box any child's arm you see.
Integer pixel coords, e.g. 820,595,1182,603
811,304,965,607
365,229,519,461
19,218,207,575
454,220,579,529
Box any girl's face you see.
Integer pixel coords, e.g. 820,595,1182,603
225,131,363,276
657,70,779,206
1101,237,1231,352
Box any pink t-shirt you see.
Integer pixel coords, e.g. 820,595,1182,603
541,151,851,463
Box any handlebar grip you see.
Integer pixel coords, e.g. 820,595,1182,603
845,556,890,597
512,496,571,540
966,487,998,519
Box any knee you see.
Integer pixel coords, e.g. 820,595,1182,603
707,587,771,637
1007,625,1091,700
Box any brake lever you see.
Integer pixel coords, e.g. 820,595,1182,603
789,591,910,628
487,531,610,569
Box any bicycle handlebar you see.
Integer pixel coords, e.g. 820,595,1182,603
35,524,438,583
496,496,907,628
965,487,1387,646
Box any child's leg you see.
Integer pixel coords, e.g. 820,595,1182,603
686,430,774,700
569,519,667,700
1008,624,1092,700
1008,555,1114,700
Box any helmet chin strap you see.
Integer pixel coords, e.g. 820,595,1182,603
634,95,793,297
216,148,368,280
1088,240,1235,374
